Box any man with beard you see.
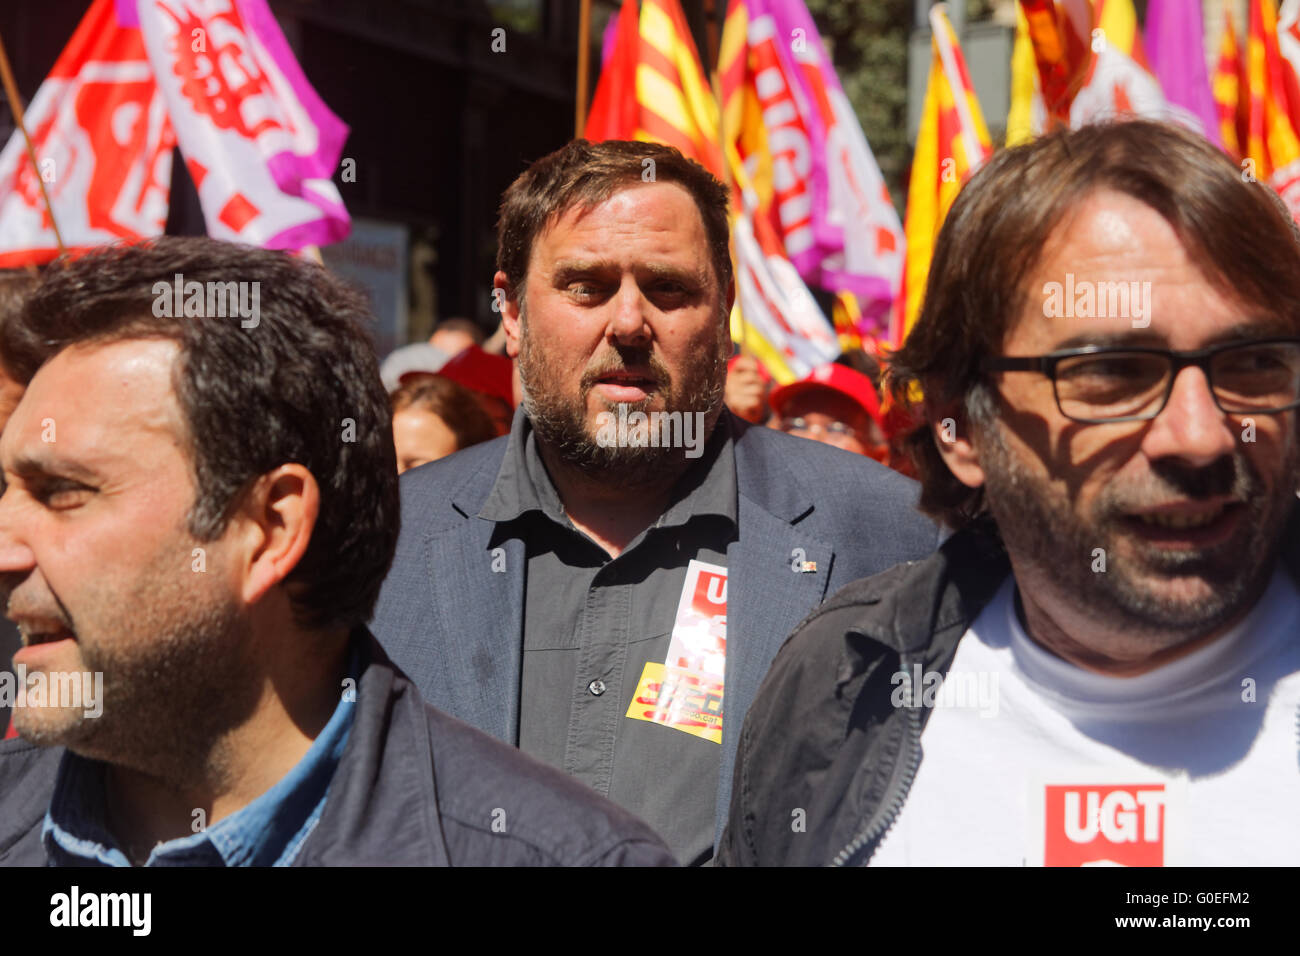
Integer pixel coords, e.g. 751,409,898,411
718,120,1300,867
0,273,34,738
371,139,939,865
0,237,675,866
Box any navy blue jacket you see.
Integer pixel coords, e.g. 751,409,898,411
0,632,676,866
371,411,942,848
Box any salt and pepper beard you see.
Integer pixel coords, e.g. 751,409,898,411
516,296,730,490
972,397,1297,653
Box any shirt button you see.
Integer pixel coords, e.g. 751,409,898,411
588,679,607,696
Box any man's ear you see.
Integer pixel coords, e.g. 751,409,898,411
494,271,523,359
231,464,320,607
930,403,986,489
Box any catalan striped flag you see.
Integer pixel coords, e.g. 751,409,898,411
1007,1,1047,146
586,0,722,175
1213,1,1243,158
1275,0,1300,139
897,4,992,344
1242,0,1300,214
635,0,725,175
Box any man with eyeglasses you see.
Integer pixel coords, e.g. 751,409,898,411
717,120,1300,866
768,363,891,464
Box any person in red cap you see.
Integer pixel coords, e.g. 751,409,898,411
437,343,517,435
768,362,889,464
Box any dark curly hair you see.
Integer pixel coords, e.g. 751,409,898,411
8,237,398,630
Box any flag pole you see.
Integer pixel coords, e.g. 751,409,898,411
576,0,593,137
0,27,65,253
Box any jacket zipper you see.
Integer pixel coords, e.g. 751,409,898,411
829,656,924,867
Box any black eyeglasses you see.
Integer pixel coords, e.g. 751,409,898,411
982,339,1300,423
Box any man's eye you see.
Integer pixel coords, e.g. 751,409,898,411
35,482,93,508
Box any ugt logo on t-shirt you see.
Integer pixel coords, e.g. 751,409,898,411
1044,784,1166,866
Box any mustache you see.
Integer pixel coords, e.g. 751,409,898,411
1102,455,1258,513
580,348,672,392
5,582,76,633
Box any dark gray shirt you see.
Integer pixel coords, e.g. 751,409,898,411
480,416,738,866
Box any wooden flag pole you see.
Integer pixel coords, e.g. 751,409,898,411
575,0,593,137
0,27,65,253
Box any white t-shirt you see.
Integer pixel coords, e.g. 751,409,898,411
871,569,1300,866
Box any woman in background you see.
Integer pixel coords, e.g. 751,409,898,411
390,374,498,473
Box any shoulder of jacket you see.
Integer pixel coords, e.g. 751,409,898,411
396,436,508,518
0,740,60,863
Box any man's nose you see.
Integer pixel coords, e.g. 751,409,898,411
0,486,35,580
605,278,652,346
1140,366,1239,468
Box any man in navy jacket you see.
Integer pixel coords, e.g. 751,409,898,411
0,238,672,867
371,139,940,864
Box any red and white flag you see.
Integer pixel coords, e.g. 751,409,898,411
0,0,175,267
135,0,350,248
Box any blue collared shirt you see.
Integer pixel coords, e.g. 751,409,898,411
42,664,356,867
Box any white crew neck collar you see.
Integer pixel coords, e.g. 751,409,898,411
1002,568,1296,721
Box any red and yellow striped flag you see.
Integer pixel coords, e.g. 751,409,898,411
634,0,724,176
1016,0,1075,126
1242,0,1300,211
1213,1,1242,158
896,4,992,344
585,0,723,176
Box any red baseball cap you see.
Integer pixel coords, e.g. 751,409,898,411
768,363,885,433
437,344,515,408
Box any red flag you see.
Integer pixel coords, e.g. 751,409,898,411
0,0,174,267
585,0,641,141
138,0,350,249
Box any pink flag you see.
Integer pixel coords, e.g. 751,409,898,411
720,0,903,334
1146,0,1221,147
0,0,174,266
136,0,350,249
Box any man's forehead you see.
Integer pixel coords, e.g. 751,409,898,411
1009,191,1269,346
1036,191,1182,270
540,182,705,245
2,338,185,466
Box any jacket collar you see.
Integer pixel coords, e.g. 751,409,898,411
449,409,813,528
0,630,452,867
295,629,451,866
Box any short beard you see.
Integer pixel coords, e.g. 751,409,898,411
972,389,1296,651
15,541,256,785
516,298,730,490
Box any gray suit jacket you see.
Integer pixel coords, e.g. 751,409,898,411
370,411,942,848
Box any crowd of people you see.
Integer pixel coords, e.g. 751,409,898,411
0,119,1298,867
